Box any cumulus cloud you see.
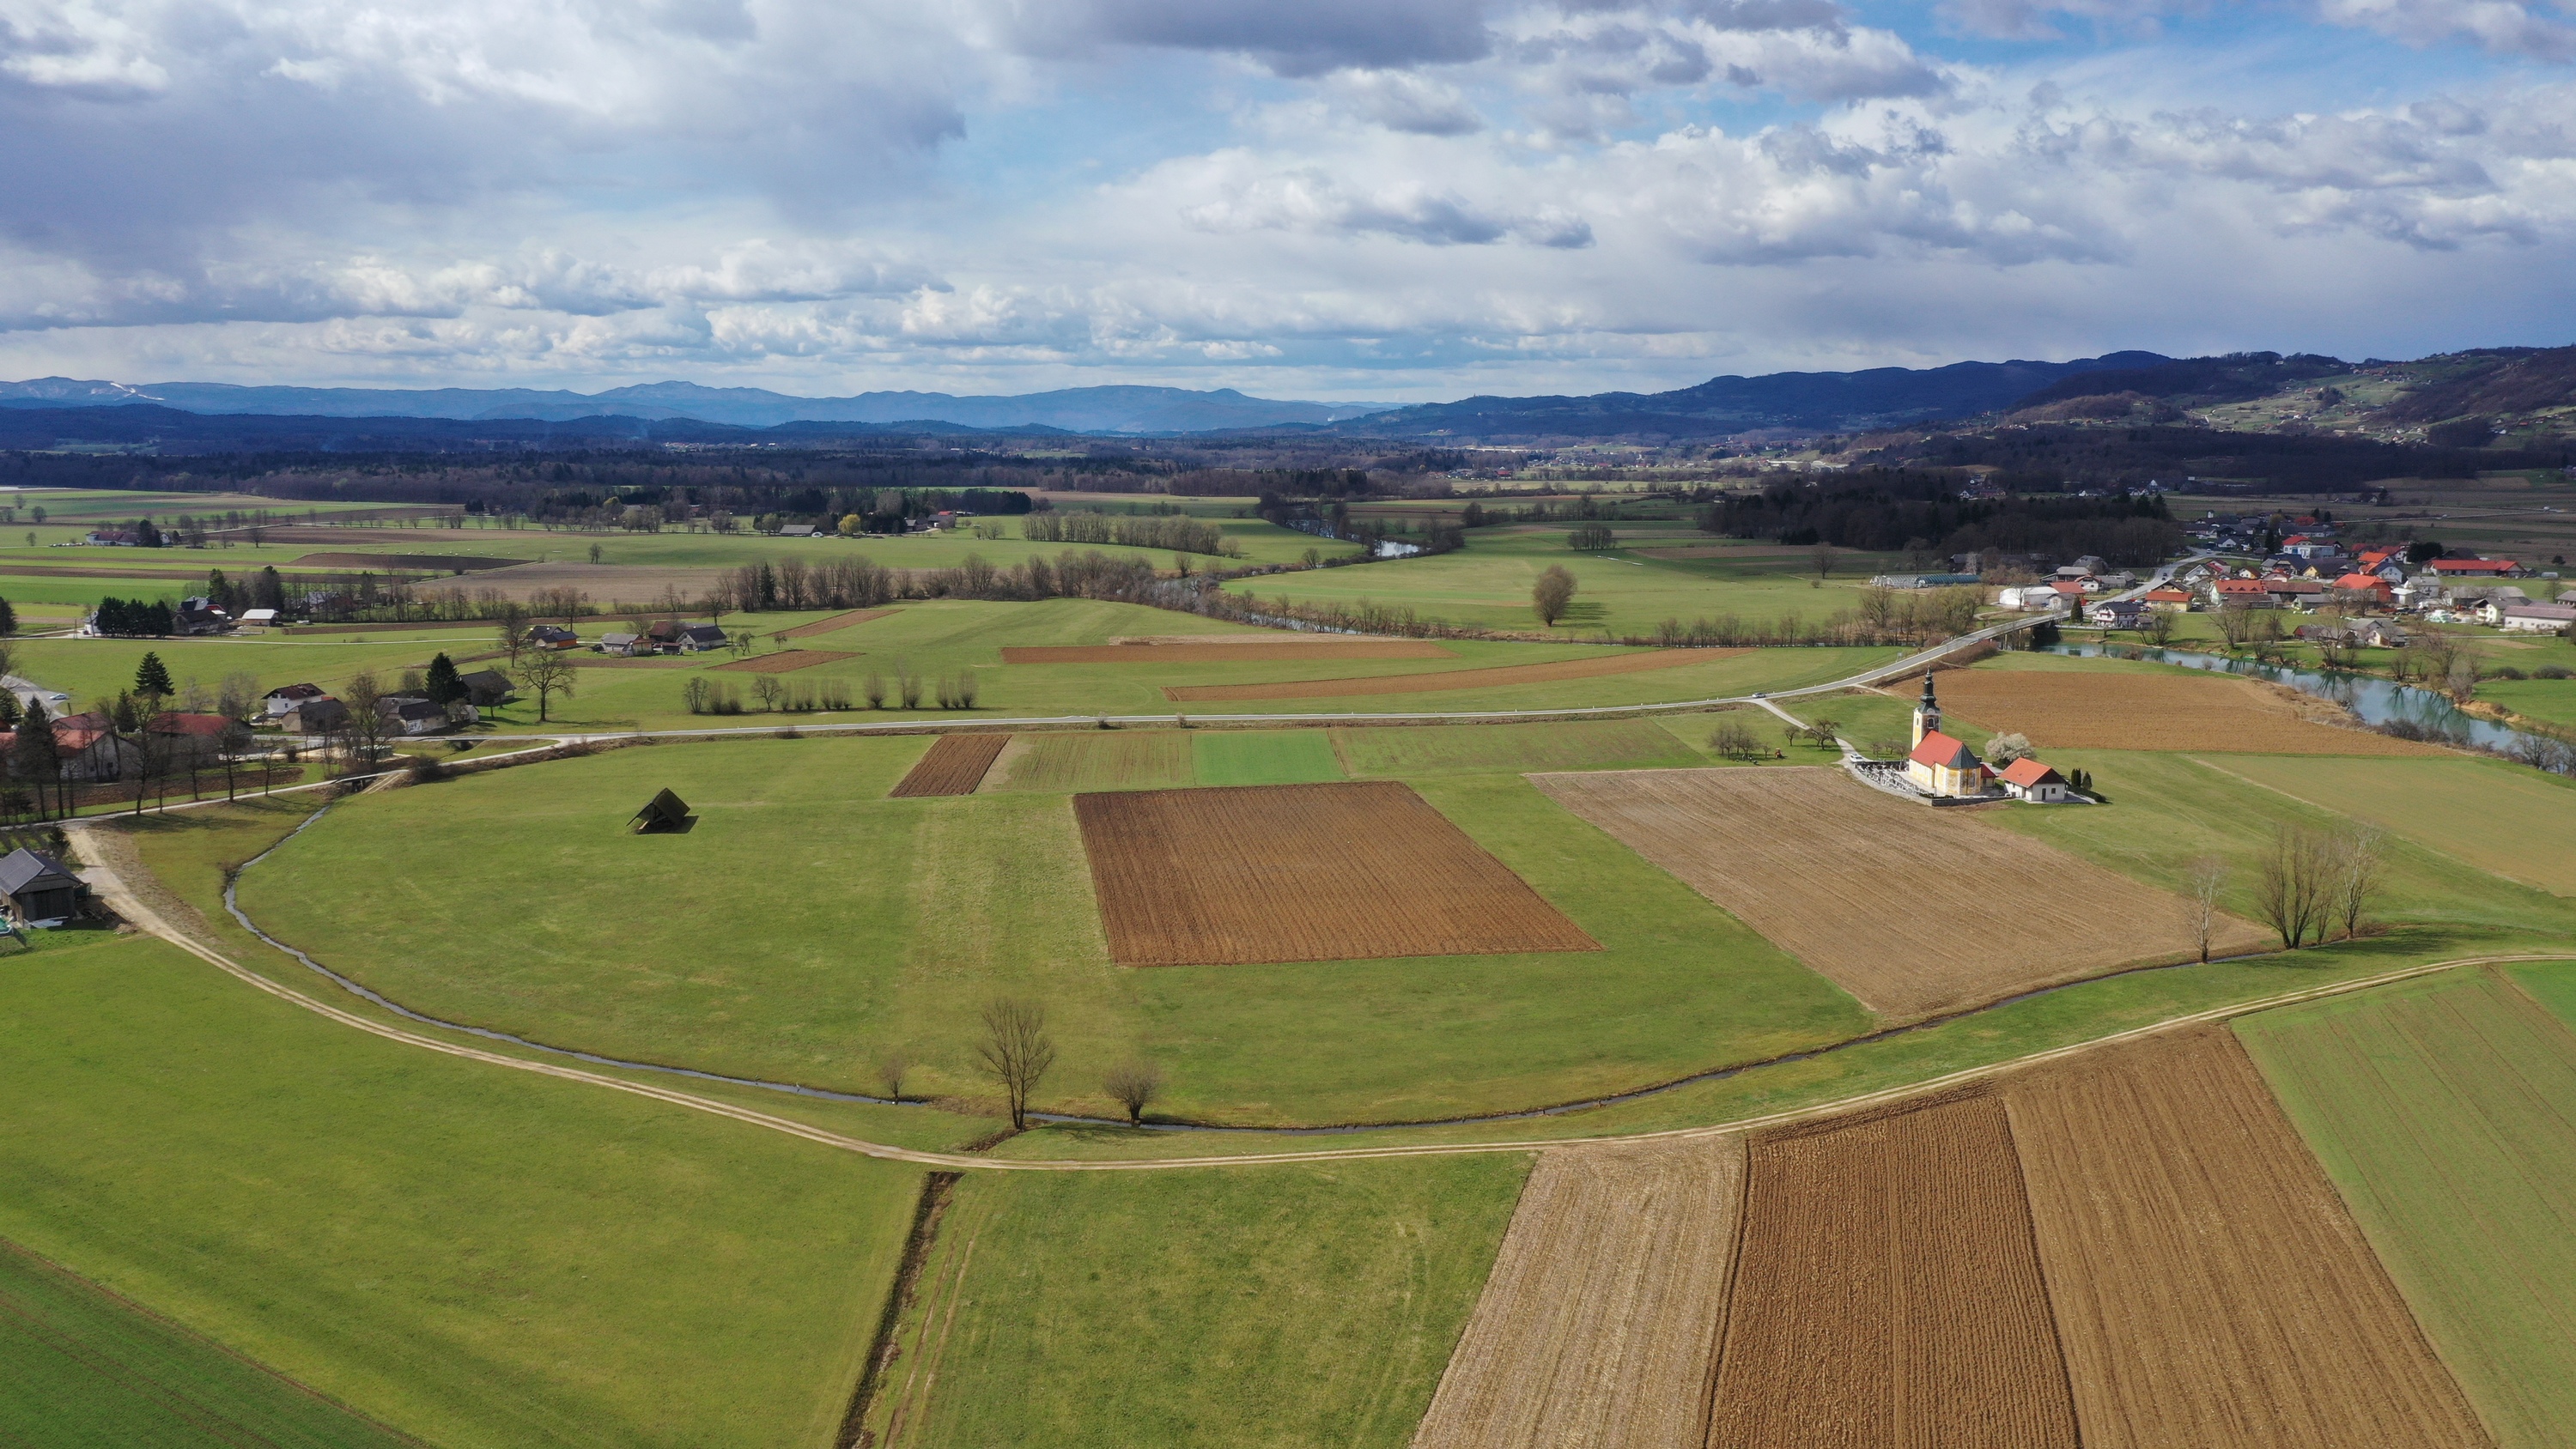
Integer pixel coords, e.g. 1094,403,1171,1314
2317,0,2576,61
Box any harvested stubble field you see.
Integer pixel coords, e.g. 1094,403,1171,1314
1332,719,1698,778
1163,649,1739,702
1002,640,1453,664
709,648,856,673
2003,1028,2488,1449
1708,1091,2078,1449
2239,972,2576,1449
777,607,895,638
1529,767,2267,1022
1073,781,1600,967
980,731,1195,793
1414,1138,1741,1449
890,734,1012,797
1929,666,2440,755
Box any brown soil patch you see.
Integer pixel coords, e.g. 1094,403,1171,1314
1415,1138,1742,1449
710,649,854,674
1933,666,2443,755
1709,1091,2078,1448
287,551,524,572
1004,640,1454,664
780,608,896,639
1163,650,1739,702
890,734,1011,798
1529,767,2267,1022
2005,1029,2488,1449
1073,780,1598,967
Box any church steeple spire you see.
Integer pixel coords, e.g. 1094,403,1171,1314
1911,669,1941,748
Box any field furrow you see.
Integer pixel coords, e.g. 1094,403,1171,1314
890,734,1012,797
2005,1028,2489,1449
1706,1091,2077,1449
1532,767,2266,1022
1413,1138,1741,1449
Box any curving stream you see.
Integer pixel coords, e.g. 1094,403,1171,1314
2044,641,2554,755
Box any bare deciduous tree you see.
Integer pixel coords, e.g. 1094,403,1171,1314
2327,826,2385,941
342,670,389,769
2142,609,2178,647
1532,565,1577,627
2187,854,2228,963
876,1050,913,1103
495,603,531,667
1102,1060,1162,1126
2253,826,2330,949
1708,718,1764,761
974,997,1056,1132
519,649,574,724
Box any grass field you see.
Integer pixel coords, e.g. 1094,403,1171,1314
233,737,1874,1124
985,729,1198,791
1190,729,1341,784
1331,718,1702,776
854,1155,1526,1449
1222,523,1885,636
2202,755,2576,896
2239,971,2576,1449
2477,676,2576,730
0,931,926,1449
0,1237,421,1449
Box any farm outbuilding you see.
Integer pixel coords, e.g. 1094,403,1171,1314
1997,757,2072,802
0,848,85,925
629,789,693,834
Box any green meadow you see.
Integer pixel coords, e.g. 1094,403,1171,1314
0,931,925,1448
856,1156,1525,1449
235,732,1876,1125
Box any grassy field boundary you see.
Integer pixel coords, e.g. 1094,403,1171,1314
80,844,2570,1169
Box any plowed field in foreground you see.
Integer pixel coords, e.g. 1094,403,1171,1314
1074,781,1598,966
889,734,1010,797
1413,1138,1741,1449
1531,767,2264,1021
1930,666,2439,755
1707,1091,2078,1449
2004,1029,2488,1449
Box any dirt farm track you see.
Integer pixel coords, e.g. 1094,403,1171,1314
1531,767,2269,1022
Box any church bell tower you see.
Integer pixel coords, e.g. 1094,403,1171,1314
1911,670,1941,749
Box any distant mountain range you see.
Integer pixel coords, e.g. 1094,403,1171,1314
0,379,1393,434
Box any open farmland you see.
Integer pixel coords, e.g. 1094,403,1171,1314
1530,767,2268,1021
981,730,1196,793
1929,658,2442,755
2239,972,2576,1449
1413,1139,1741,1449
2205,755,2576,895
1190,729,1343,785
1074,781,1600,966
708,647,854,673
1332,718,1699,777
1707,1091,2078,1449
777,606,896,637
0,1239,420,1449
854,1156,1525,1449
890,733,1011,797
1002,639,1453,663
1163,648,1739,701
2004,1028,2488,1449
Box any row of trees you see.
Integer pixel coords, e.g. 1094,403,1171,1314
1020,510,1237,555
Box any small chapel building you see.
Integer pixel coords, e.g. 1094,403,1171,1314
1903,671,1991,798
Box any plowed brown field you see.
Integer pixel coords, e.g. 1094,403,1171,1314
1531,767,2266,1021
1707,1091,2078,1449
710,648,854,673
1163,650,1740,701
2004,1029,2489,1449
1074,780,1599,966
779,607,895,638
1930,667,2441,755
1413,1138,1743,1449
1003,640,1453,664
890,734,1011,797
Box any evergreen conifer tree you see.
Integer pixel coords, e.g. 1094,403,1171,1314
424,652,464,705
135,652,175,699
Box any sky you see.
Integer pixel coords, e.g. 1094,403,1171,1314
1,0,2573,401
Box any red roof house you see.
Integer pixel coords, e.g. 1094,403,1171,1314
2431,558,2518,576
2331,573,2394,604
1996,756,2070,801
